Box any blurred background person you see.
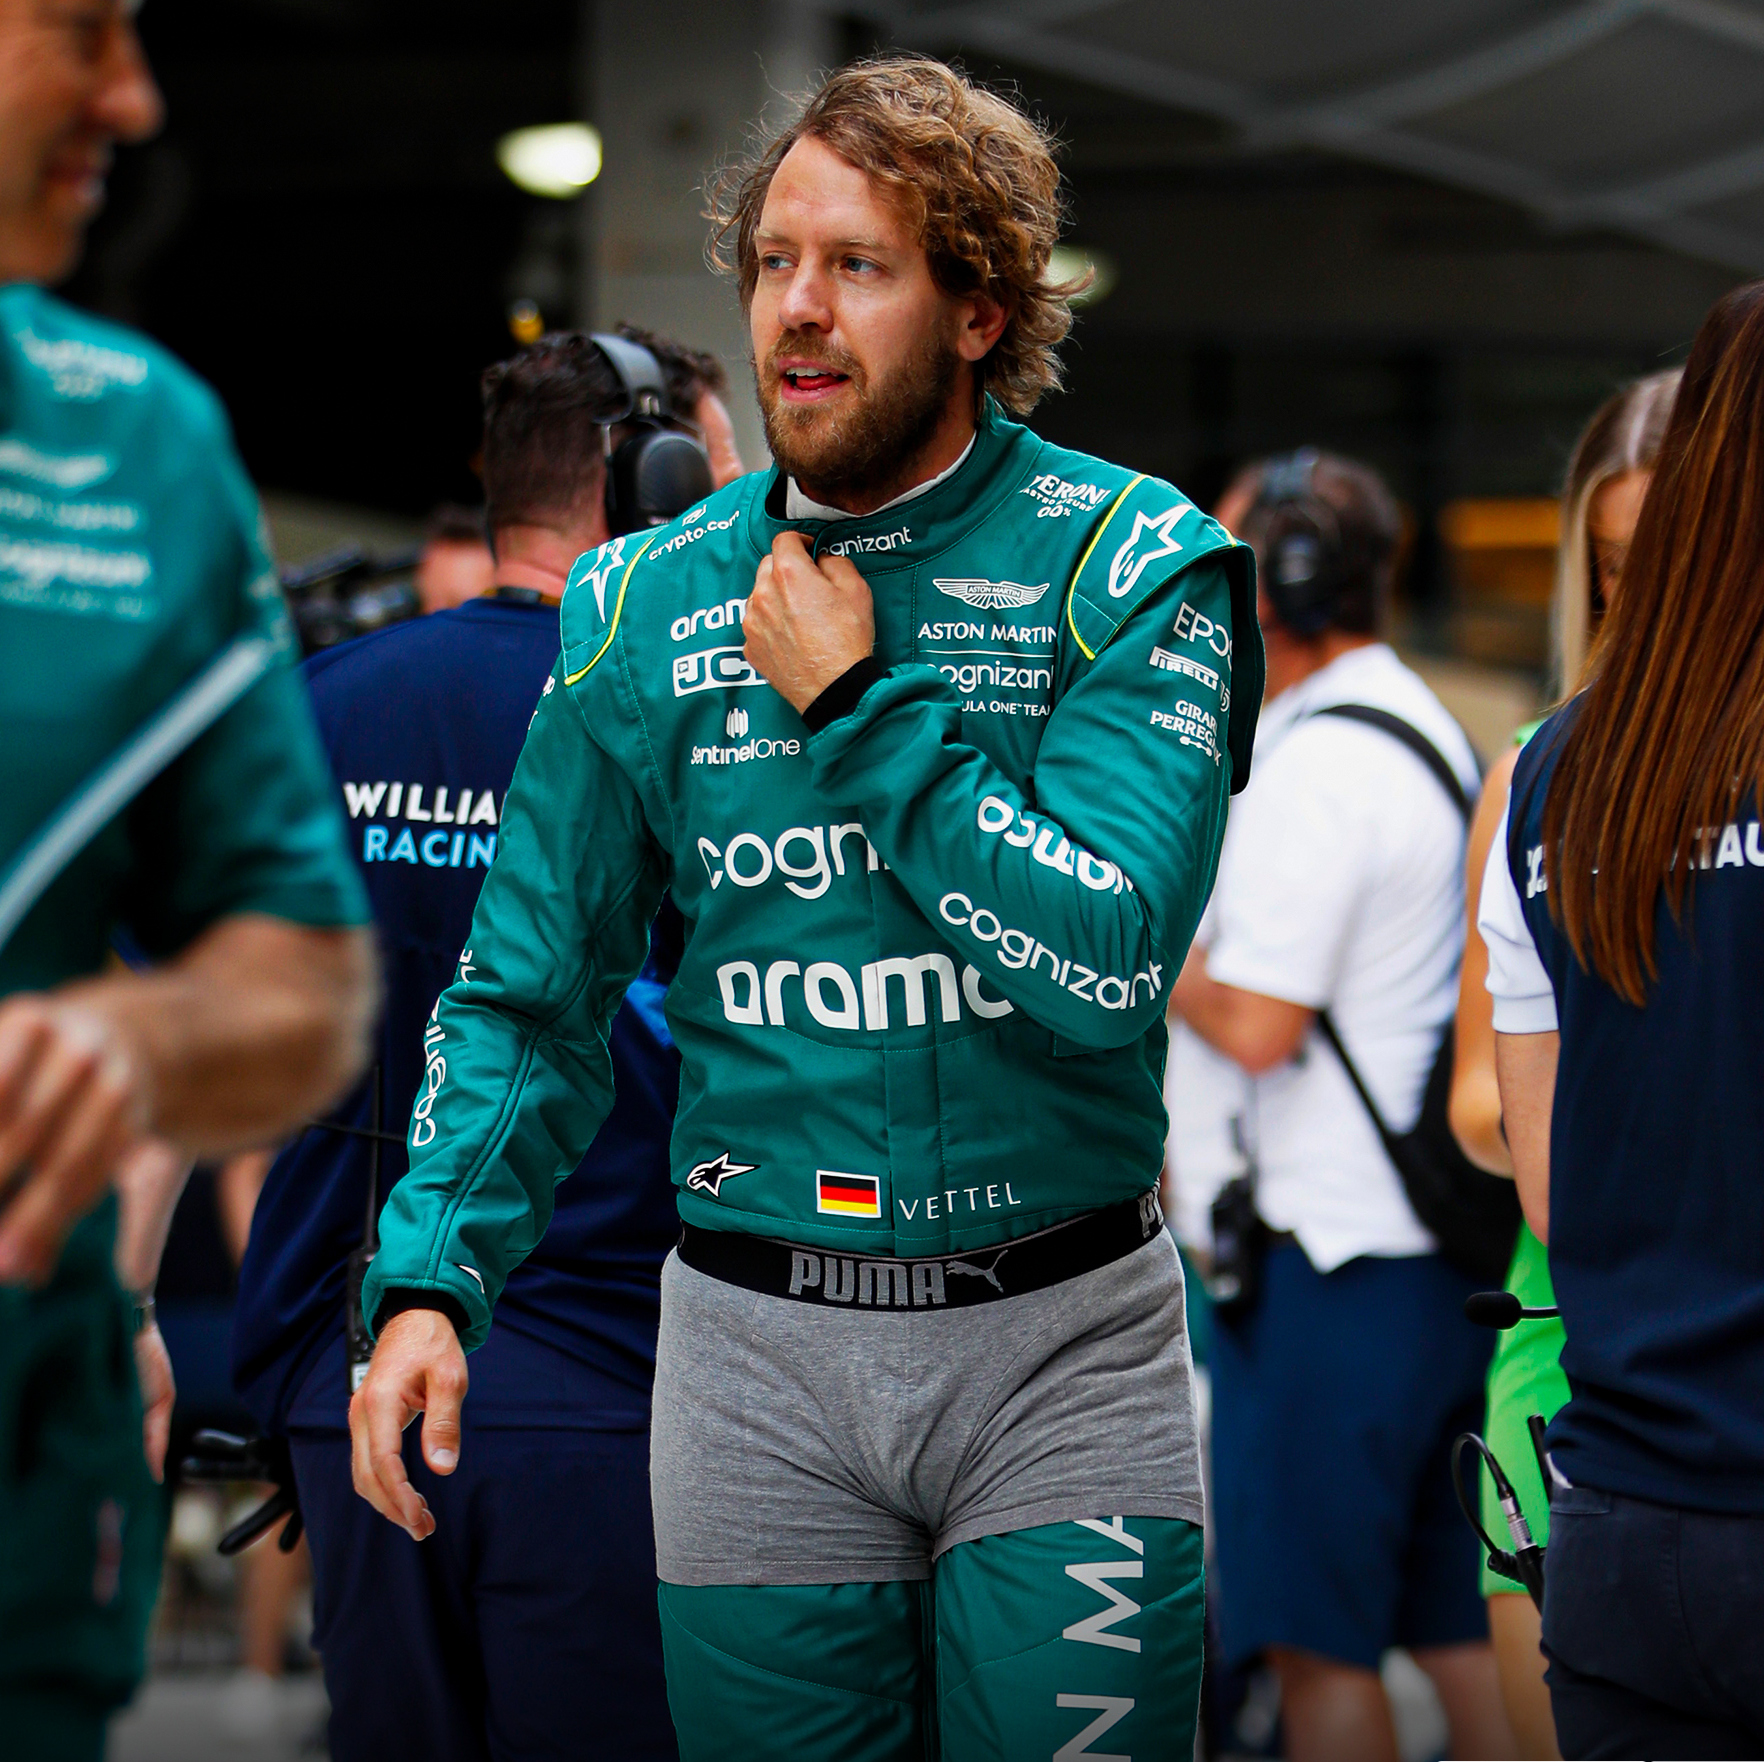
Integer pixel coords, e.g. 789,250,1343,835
1484,282,1764,1760
228,324,737,1762
1447,366,1680,1760
413,505,495,614
1169,451,1512,1762
0,3,376,1756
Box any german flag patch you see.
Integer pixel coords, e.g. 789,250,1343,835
816,1170,881,1218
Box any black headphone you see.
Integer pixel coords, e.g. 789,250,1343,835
590,332,715,535
1254,448,1355,639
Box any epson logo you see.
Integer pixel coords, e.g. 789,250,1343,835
674,646,764,697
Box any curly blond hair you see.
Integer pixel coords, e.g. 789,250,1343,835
706,55,1082,416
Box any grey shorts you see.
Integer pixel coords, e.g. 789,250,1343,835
650,1228,1203,1586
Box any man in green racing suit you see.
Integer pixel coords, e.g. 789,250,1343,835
0,7,376,1754
353,57,1261,1759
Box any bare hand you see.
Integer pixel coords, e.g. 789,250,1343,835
349,1306,468,1541
743,531,875,714
134,1321,175,1482
0,996,150,1285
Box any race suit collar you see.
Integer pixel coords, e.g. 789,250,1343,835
752,398,1030,565
783,434,975,522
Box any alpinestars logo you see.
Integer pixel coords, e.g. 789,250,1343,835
685,1151,758,1198
934,578,1052,611
1107,505,1190,599
578,536,629,620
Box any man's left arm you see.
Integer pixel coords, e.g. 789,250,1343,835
752,535,1253,1049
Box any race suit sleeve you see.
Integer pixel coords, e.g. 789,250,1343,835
807,554,1243,1051
127,401,370,953
360,662,669,1351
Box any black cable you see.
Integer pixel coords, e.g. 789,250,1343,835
302,1117,403,1147
180,1430,304,1555
1452,1432,1546,1609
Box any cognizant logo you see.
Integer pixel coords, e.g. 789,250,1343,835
939,891,1163,1013
697,823,881,898
823,525,912,557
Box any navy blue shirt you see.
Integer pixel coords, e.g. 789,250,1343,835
231,597,681,1435
1512,704,1764,1512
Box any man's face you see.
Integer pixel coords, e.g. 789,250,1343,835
749,135,980,503
0,0,161,286
416,537,495,614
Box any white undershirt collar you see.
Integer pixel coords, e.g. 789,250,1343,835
784,435,975,522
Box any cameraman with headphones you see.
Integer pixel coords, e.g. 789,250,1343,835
229,327,740,1762
1169,453,1512,1762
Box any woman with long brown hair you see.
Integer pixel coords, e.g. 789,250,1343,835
1480,281,1764,1757
1447,367,1679,1759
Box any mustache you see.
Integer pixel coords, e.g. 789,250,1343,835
763,334,863,385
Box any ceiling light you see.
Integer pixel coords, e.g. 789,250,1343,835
496,124,603,199
1048,245,1118,308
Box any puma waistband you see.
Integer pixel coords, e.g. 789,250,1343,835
676,1190,1165,1313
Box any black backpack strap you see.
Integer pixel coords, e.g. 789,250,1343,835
1306,702,1474,1143
1314,1008,1396,1141
1311,703,1474,822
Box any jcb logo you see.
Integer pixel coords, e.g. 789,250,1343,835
674,646,763,697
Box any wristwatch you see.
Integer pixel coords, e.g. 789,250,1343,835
130,1290,157,1335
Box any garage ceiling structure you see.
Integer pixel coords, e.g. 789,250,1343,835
826,0,1764,277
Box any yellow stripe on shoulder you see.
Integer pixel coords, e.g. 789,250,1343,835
1064,474,1146,662
562,532,656,686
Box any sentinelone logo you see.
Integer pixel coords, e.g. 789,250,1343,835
693,707,801,767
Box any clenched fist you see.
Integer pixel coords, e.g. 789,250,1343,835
743,531,875,715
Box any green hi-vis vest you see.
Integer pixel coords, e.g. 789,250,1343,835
365,401,1263,1349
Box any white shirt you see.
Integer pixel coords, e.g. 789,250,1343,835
1174,643,1480,1271
784,437,974,522
1478,801,1559,1032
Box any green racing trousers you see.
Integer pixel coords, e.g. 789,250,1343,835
658,1517,1204,1761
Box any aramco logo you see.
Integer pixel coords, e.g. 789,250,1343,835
726,707,749,739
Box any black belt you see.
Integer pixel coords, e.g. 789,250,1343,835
677,1190,1166,1314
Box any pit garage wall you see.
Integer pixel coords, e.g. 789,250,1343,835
583,0,840,469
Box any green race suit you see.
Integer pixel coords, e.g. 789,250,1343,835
364,399,1258,1760
365,402,1261,1340
0,285,367,1752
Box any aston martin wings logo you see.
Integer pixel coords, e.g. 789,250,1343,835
934,578,1053,611
684,1151,758,1198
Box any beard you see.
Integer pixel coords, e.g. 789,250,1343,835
758,324,962,509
